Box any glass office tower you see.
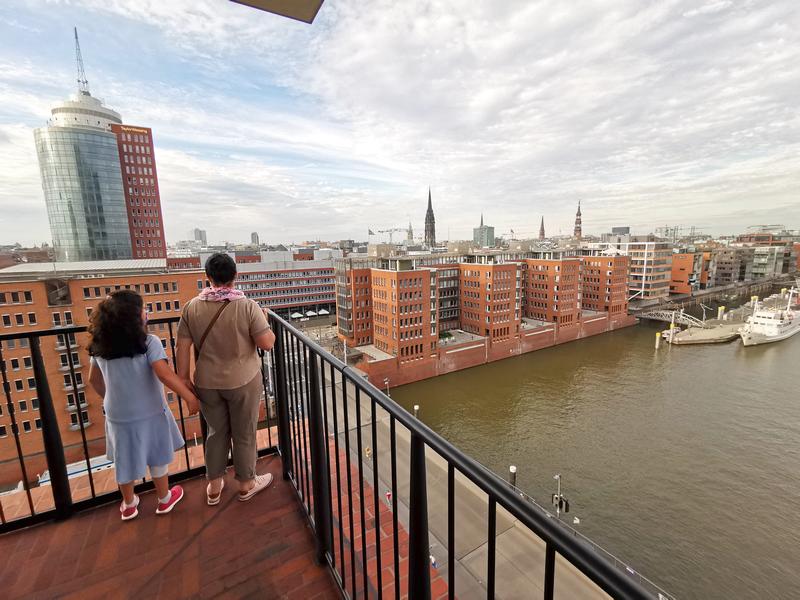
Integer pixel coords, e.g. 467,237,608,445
34,92,132,262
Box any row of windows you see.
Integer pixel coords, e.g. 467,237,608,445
1,356,33,370
123,154,153,166
124,164,155,179
136,249,166,258
121,143,151,155
134,232,163,242
0,398,39,416
83,282,179,298
239,271,334,281
0,419,42,437
1,313,38,327
239,280,334,290
129,196,157,207
120,132,150,144
0,291,33,305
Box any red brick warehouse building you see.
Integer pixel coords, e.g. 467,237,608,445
335,249,636,387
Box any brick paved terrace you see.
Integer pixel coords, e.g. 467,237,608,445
0,456,340,600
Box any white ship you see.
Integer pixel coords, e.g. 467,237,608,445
740,289,800,347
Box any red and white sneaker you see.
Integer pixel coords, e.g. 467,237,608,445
120,495,140,521
155,485,184,515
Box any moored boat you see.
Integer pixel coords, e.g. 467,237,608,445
739,289,800,347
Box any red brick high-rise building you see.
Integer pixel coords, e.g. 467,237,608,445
110,124,167,258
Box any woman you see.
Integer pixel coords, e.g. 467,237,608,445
177,252,276,504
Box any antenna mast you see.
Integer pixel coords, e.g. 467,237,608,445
74,27,90,95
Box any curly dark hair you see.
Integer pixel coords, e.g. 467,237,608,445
88,290,148,359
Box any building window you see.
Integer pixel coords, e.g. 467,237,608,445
19,400,27,412
28,312,37,325
52,313,61,327
15,380,23,392
32,398,39,410
70,411,90,426
15,314,23,326
0,425,6,437
22,421,31,433
2,315,10,327
35,418,42,430
23,357,32,369
27,377,36,390
10,358,19,370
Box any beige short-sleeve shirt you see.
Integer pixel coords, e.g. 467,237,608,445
177,297,269,390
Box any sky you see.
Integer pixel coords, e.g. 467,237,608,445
0,0,798,246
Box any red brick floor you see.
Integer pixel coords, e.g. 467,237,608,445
0,456,341,600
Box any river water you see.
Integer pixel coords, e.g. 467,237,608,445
391,321,800,599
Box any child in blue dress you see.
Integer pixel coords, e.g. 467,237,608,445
88,290,200,521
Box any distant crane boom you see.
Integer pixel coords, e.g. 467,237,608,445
74,27,90,95
376,227,405,244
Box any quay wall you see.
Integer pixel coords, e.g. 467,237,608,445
357,313,637,388
631,276,791,314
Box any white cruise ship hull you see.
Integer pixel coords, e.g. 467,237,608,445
740,319,800,346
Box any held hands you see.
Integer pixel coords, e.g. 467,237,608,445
184,393,200,416
180,376,200,415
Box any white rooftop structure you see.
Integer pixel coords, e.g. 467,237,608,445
0,259,169,280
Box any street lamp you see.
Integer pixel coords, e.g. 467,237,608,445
383,377,390,397
551,473,570,519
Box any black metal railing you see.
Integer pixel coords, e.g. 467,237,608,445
268,313,663,600
0,316,277,533
1,312,667,599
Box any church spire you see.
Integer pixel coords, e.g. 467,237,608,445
573,201,583,240
480,213,484,227
539,216,545,241
424,188,436,248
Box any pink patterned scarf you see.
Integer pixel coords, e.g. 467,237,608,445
198,286,246,302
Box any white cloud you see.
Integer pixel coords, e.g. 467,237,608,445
1,0,798,245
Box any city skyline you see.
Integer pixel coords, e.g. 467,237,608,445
1,0,799,246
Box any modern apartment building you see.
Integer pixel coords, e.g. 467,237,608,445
751,246,784,279
709,247,755,286
669,252,707,294
590,240,672,302
335,249,634,386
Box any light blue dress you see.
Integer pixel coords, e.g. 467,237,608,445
91,334,185,483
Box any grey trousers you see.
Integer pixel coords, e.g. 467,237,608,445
197,373,262,482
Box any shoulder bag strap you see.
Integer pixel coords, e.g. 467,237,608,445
194,300,231,360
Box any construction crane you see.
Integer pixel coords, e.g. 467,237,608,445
747,224,784,232
377,228,406,244
74,27,90,96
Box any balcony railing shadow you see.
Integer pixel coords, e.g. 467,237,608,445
0,314,668,599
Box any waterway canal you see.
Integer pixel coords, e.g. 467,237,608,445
392,321,800,599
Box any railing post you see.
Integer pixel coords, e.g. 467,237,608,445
409,431,431,600
307,350,333,564
30,335,72,519
544,542,555,600
271,319,293,480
